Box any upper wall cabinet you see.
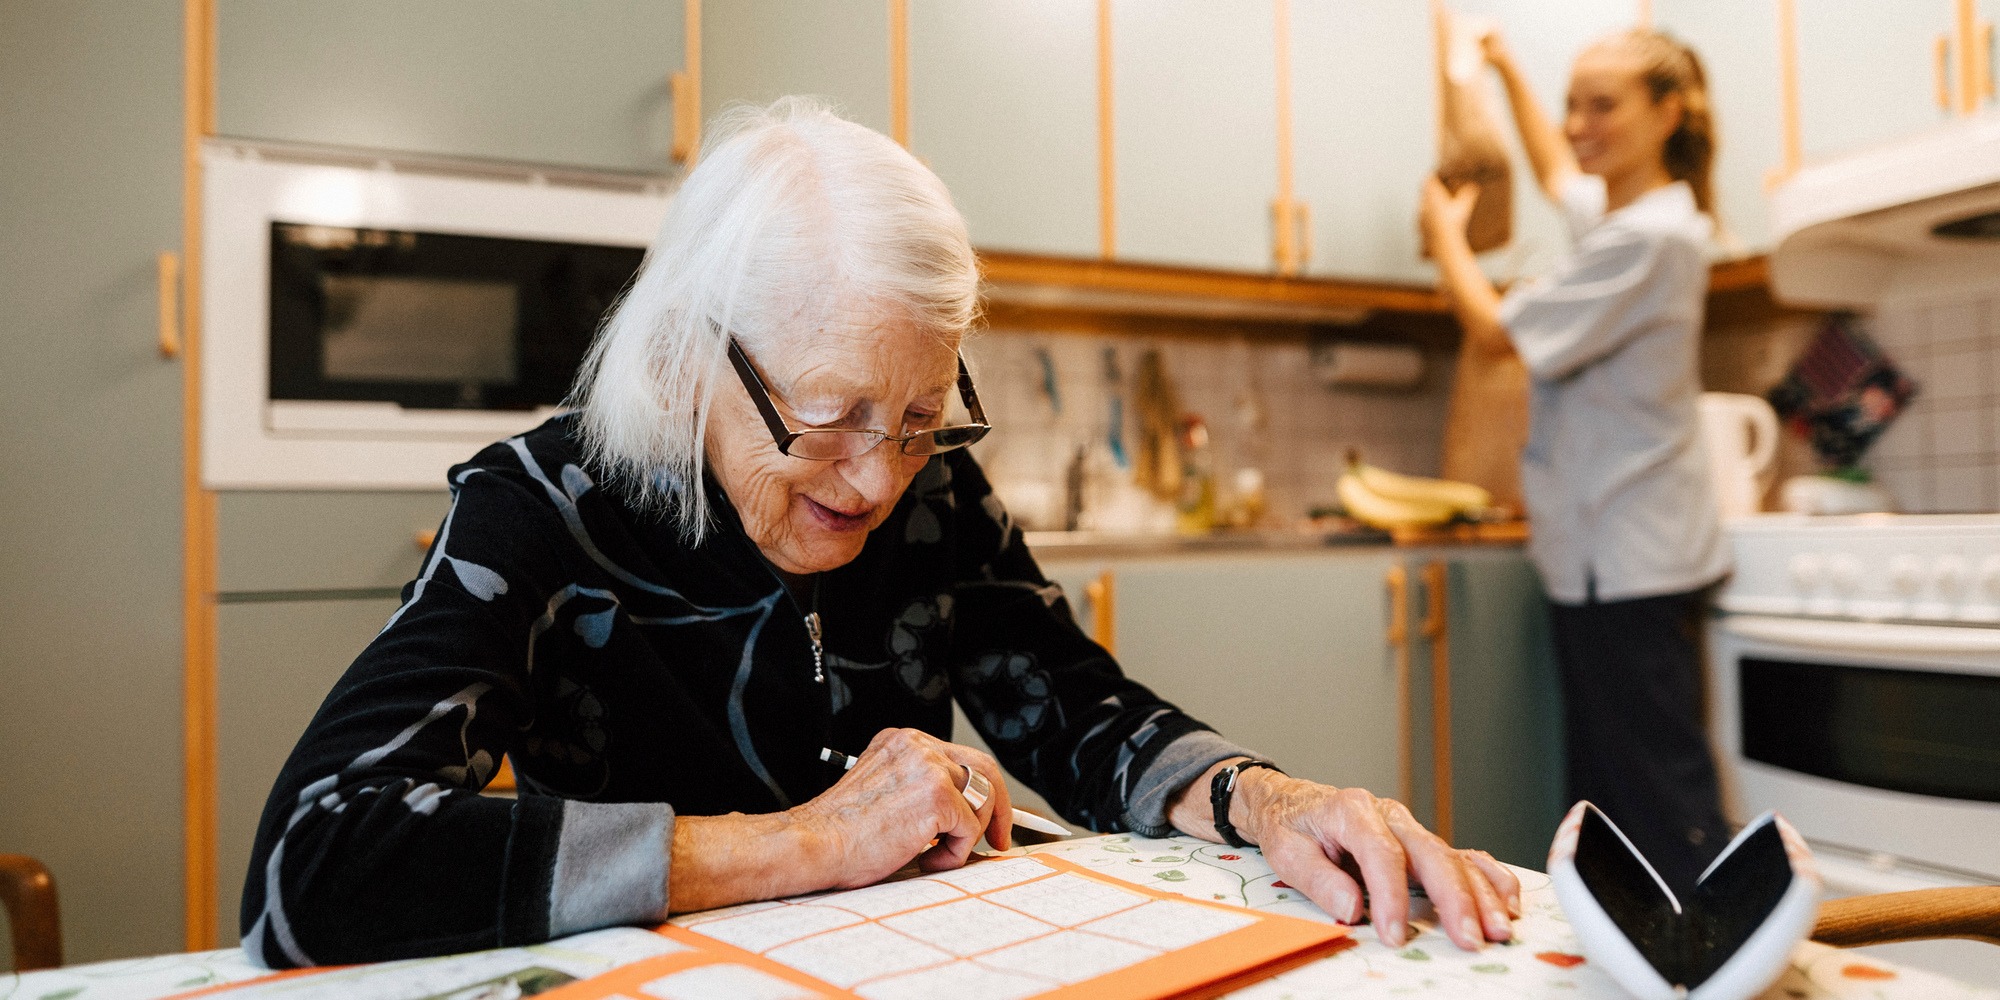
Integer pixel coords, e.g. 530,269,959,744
1289,1,1436,284
908,1,1100,259
1795,0,1963,162
1111,0,1280,273
216,1,685,174
1654,0,1785,253
704,0,891,136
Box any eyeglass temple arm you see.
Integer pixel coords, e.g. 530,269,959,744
956,355,987,425
726,339,800,447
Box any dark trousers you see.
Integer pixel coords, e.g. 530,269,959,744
1550,587,1731,893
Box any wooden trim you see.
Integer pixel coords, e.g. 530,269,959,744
181,0,219,952
1097,0,1115,259
1272,0,1296,275
1960,0,1979,114
888,0,909,147
980,251,1446,315
671,0,703,163
1770,0,1801,186
1421,561,1452,845
1386,565,1412,806
1084,571,1117,656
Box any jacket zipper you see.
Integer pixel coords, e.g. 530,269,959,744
804,609,825,684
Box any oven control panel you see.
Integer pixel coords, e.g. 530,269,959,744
1719,514,2000,623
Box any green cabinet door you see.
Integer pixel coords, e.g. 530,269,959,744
1795,0,1958,161
1290,0,1436,284
1653,0,1787,254
216,597,402,947
1110,0,1280,273
217,1,685,173
1109,553,1402,793
0,0,187,969
909,0,1100,258
703,0,891,137
1443,552,1562,870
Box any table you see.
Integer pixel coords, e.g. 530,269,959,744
4,833,1991,1000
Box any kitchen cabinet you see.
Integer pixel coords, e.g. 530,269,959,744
1110,0,1280,273
1288,0,1437,284
216,1,687,174
703,0,891,138
1795,0,1960,162
907,0,1101,259
0,0,188,968
1650,0,1787,254
214,597,402,947
217,492,449,595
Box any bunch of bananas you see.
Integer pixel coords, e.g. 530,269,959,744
1336,450,1492,530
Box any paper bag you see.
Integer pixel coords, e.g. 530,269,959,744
1427,3,1513,255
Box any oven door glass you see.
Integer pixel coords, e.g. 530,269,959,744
1739,657,2000,803
269,223,644,410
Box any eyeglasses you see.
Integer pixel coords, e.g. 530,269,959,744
726,338,992,461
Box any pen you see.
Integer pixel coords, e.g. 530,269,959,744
819,747,1071,838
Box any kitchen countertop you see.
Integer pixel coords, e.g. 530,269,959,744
1023,523,1527,559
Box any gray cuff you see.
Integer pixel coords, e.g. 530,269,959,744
548,800,674,937
1121,730,1262,838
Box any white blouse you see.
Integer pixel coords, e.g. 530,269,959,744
1498,175,1730,605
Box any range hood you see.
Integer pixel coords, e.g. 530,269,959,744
1769,112,2000,308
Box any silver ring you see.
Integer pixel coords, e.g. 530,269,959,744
960,764,991,812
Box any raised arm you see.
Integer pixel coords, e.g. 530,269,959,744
1485,32,1579,202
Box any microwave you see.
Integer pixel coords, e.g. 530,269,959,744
203,141,671,490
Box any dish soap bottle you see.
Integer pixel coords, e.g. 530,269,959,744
1175,415,1216,535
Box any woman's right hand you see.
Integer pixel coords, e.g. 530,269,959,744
793,728,1013,889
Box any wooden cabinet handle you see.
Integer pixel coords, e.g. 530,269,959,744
415,529,437,551
1422,560,1452,845
157,251,181,359
1084,570,1117,656
1939,34,1955,112
1386,564,1412,804
669,71,697,164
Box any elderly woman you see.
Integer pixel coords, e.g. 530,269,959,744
243,99,1518,969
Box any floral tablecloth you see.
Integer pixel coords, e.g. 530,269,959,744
5,833,1992,1000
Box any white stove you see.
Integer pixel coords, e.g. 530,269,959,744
1710,513,2000,986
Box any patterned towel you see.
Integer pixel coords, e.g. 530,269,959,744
1766,314,1917,469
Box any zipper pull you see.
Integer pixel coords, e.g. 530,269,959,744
804,611,825,684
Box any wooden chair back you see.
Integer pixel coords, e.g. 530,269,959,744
0,853,62,972
1812,886,2000,948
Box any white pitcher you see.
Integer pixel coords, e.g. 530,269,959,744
1697,392,1780,520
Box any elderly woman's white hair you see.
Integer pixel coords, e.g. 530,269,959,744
570,96,980,540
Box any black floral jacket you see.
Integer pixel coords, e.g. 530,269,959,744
241,414,1246,967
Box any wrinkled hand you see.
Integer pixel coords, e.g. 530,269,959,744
1419,175,1482,244
793,728,1012,889
1240,771,1520,951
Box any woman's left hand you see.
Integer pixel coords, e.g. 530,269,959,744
1236,770,1520,951
1419,175,1481,243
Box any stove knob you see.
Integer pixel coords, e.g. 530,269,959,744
1982,556,2000,599
1935,555,1972,599
1788,553,1826,592
1889,555,1924,598
1829,554,1865,595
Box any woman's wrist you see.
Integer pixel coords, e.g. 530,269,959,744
668,808,832,913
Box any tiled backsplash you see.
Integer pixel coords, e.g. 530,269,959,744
962,326,1454,530
1864,294,2000,513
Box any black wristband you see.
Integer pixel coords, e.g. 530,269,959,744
1209,759,1284,848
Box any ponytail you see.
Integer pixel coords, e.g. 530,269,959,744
1609,29,1718,216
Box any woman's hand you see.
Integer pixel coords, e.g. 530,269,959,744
794,728,1013,888
1246,772,1519,950
1420,176,1481,246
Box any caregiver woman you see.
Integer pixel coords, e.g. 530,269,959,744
1420,29,1731,889
243,99,1517,968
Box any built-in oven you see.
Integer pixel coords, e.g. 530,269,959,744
202,140,671,490
268,223,642,415
1709,513,2000,986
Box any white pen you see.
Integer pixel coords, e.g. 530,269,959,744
819,747,1071,838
